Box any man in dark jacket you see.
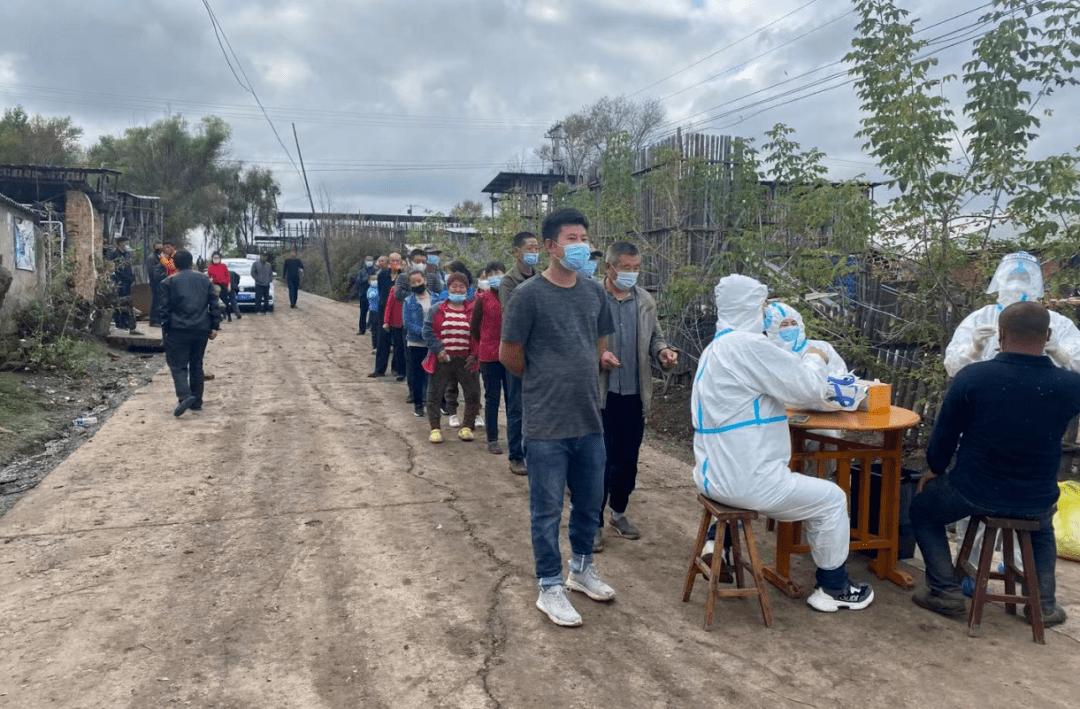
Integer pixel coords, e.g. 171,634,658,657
155,250,222,417
108,236,139,332
911,302,1080,625
144,242,166,326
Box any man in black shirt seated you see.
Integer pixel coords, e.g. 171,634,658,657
912,301,1080,625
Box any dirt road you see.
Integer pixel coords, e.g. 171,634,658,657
1,291,1078,708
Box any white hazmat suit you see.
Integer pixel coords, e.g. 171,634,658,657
944,251,1080,376
691,275,851,573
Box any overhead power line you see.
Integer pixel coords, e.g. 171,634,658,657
630,0,824,97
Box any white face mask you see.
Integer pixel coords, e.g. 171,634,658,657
478,279,490,291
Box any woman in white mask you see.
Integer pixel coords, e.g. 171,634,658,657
944,251,1080,376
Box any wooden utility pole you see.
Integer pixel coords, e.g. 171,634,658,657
292,123,333,285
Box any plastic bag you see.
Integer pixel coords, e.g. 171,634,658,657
1054,480,1080,562
818,374,867,412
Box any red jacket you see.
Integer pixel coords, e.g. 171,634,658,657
470,290,502,362
207,262,230,286
383,295,404,328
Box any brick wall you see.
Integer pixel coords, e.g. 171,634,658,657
66,190,102,301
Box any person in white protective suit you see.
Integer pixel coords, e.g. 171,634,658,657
944,251,1080,377
691,275,874,612
764,302,850,377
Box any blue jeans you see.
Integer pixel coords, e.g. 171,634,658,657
527,433,606,587
505,372,525,462
287,277,299,306
911,473,1057,606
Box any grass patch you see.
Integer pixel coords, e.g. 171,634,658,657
0,373,49,463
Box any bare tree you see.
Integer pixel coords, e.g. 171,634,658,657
535,95,666,177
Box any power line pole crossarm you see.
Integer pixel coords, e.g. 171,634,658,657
292,123,332,285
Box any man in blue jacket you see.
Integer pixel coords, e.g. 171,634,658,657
155,250,222,417
912,301,1080,625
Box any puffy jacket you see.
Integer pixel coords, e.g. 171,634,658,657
469,290,502,362
155,269,222,333
383,294,404,328
206,262,230,286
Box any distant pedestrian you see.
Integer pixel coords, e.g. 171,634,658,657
250,253,274,314
206,251,237,322
500,208,616,627
366,256,385,351
471,261,508,454
107,236,139,333
595,241,678,552
404,269,440,417
423,272,481,443
498,231,541,476
228,268,241,320
144,241,166,327
159,241,178,277
154,250,221,417
371,252,404,377
282,248,305,308
356,254,377,335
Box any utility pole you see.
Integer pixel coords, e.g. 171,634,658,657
292,123,332,285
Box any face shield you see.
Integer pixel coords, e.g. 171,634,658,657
763,302,808,353
987,251,1042,307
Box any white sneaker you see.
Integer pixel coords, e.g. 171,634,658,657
566,564,615,602
536,585,582,627
474,418,484,428
807,583,874,612
701,539,715,566
449,414,461,428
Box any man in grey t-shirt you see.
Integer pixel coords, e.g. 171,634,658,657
501,207,617,628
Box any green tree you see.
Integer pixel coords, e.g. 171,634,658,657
89,115,236,244
846,0,1080,353
212,166,281,255
0,106,85,165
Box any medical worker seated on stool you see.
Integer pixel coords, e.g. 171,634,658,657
945,251,1080,376
692,274,874,612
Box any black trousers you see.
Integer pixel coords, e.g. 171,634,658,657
480,361,508,443
254,284,271,312
375,326,405,376
149,279,163,326
112,281,133,329
601,392,645,522
358,296,370,333
163,329,210,405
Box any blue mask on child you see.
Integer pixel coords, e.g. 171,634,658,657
428,255,440,266
488,275,502,290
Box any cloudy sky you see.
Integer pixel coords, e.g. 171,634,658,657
2,0,1076,217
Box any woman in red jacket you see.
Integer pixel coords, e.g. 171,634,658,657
470,262,508,454
206,252,237,322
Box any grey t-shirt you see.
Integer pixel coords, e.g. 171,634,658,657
501,274,615,440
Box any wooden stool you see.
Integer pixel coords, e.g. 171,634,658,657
682,494,772,628
955,515,1044,643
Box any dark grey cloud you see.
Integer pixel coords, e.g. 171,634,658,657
1,0,1075,216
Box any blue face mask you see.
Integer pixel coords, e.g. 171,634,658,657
522,252,539,267
488,275,502,290
778,326,800,344
559,242,591,272
447,292,467,303
580,261,598,278
365,260,373,268
614,271,638,290
427,254,440,266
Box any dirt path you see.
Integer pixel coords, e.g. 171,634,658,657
1,292,1078,708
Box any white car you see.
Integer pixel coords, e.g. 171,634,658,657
222,258,274,312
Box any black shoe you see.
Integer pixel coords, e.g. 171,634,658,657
236,314,241,320
174,396,197,417
1025,604,1068,627
414,406,425,417
395,375,406,382
367,372,386,378
189,405,203,412
912,588,967,618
